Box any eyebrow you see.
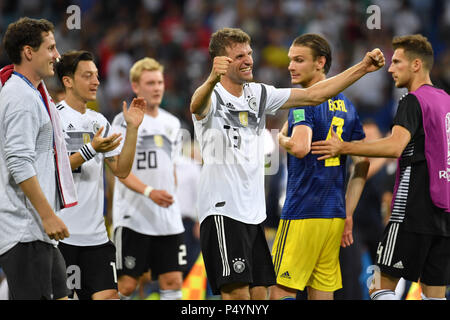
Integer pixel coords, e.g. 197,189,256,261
82,70,98,75
234,50,252,58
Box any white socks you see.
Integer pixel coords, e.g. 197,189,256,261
370,289,397,300
0,279,9,300
159,289,182,300
118,292,132,300
371,289,447,300
421,293,446,300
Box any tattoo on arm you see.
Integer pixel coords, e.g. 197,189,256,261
105,157,117,163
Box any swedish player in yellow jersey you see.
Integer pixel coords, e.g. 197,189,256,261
270,34,370,300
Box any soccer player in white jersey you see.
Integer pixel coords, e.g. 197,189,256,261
55,50,145,300
190,27,385,300
111,58,186,300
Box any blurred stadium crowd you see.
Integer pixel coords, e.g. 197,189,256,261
1,0,449,134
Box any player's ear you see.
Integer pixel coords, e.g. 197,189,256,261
411,58,422,73
62,75,73,89
21,45,33,62
316,56,326,73
131,81,140,95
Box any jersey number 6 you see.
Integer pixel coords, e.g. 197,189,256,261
325,116,344,167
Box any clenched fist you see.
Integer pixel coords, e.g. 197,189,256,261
362,48,385,73
209,56,233,83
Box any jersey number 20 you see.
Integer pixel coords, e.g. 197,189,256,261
137,151,157,169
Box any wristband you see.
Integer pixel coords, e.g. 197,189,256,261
143,186,154,198
79,142,97,161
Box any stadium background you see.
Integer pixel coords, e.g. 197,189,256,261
0,0,449,300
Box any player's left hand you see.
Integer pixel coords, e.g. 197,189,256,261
123,98,146,129
340,216,354,248
362,48,385,73
311,129,343,160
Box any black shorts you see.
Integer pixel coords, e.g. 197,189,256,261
0,241,69,300
58,241,118,300
376,222,450,286
200,215,276,295
114,227,187,279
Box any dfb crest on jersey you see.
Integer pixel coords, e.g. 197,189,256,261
92,121,101,133
248,96,257,112
232,258,246,273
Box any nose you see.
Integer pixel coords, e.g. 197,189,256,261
387,63,394,73
288,60,295,71
54,47,61,60
244,54,253,65
91,74,100,85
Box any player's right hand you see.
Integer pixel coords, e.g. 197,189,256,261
362,48,385,73
42,214,70,241
91,126,123,153
209,56,233,82
149,189,174,208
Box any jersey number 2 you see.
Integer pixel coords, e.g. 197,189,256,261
325,116,344,167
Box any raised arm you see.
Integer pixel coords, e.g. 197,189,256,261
281,49,385,109
105,98,145,178
190,56,232,119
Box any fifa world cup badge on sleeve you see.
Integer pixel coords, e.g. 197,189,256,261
293,109,305,124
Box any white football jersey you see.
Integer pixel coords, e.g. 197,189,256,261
193,82,290,225
56,100,120,246
111,108,184,236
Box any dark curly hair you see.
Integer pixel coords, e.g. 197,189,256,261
3,17,55,64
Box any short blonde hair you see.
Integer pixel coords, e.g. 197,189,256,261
129,57,164,83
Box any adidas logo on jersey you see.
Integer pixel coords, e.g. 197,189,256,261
67,123,75,131
225,102,235,110
280,271,291,279
393,261,404,269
